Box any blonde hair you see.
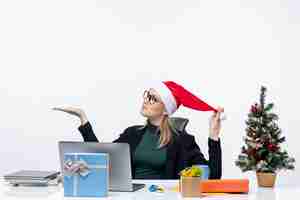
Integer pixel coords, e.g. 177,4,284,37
158,115,173,148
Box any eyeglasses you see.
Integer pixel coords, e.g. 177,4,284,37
143,90,160,105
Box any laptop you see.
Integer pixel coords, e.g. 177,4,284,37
58,141,145,192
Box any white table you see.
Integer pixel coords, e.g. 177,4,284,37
1,179,299,200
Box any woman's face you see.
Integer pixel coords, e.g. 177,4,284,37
140,88,166,119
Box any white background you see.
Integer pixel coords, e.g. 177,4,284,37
0,0,299,185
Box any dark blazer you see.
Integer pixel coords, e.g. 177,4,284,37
78,117,222,179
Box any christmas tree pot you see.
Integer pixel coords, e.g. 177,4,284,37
256,172,276,187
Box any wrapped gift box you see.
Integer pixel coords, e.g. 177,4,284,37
199,179,249,193
63,153,109,197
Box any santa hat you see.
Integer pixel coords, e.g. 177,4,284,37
151,81,220,116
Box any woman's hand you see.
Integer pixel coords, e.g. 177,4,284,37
209,107,224,141
53,106,88,125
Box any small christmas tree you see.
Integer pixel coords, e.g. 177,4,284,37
235,86,295,173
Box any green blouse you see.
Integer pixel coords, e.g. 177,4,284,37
133,123,167,179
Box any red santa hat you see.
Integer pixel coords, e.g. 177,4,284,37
151,81,219,115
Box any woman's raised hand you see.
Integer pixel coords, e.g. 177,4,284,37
209,107,224,141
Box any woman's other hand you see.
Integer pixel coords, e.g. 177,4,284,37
53,106,88,125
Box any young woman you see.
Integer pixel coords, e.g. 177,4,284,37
54,81,224,179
